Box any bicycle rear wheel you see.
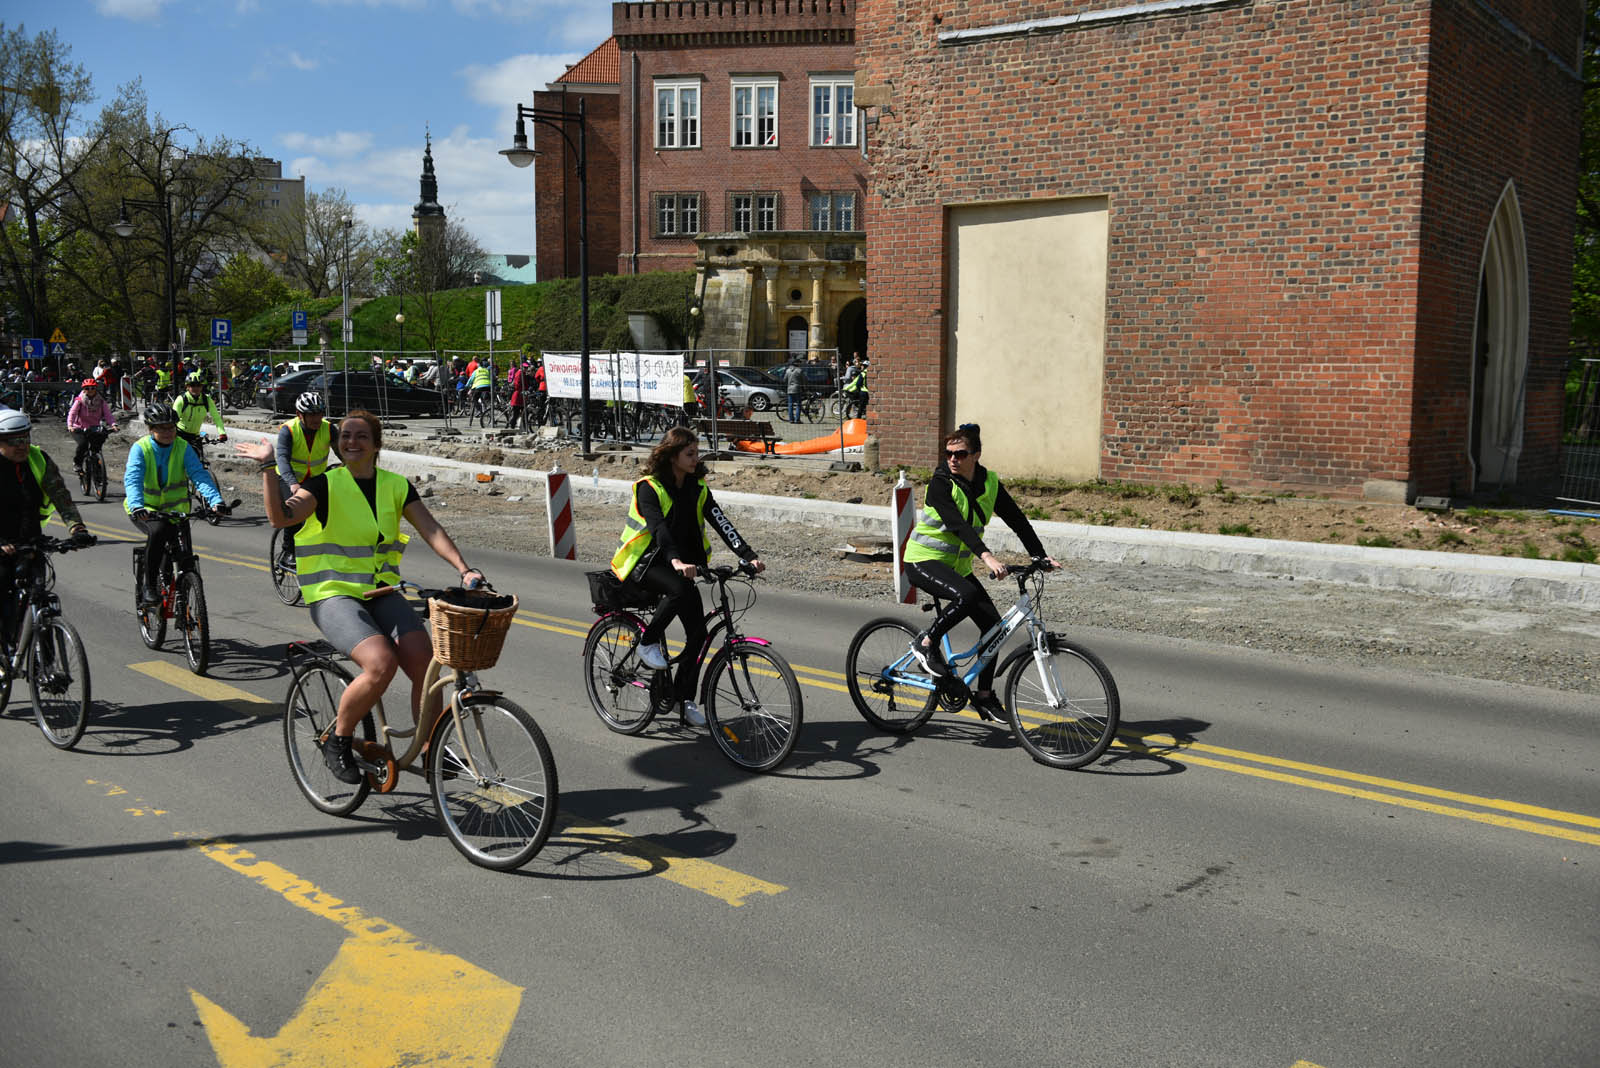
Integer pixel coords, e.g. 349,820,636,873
431,694,559,871
30,616,90,750
1001,638,1120,769
134,548,167,650
844,618,938,734
703,642,802,772
178,571,210,675
283,659,374,816
269,527,302,606
582,615,657,734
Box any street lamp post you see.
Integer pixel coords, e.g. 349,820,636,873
112,196,179,382
501,98,591,455
340,214,353,414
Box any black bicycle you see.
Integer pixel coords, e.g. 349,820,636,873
1,534,98,749
269,526,302,606
131,507,213,675
76,425,113,501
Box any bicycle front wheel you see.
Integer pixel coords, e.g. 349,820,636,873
91,453,107,501
283,660,373,816
845,618,937,734
133,548,166,650
703,642,802,772
30,616,91,750
431,695,559,871
582,615,657,734
178,571,210,675
1002,638,1120,769
269,527,302,606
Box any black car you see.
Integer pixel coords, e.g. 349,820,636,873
256,370,446,416
255,369,326,413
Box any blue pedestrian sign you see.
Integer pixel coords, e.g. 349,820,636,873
21,338,43,359
211,318,233,347
292,310,308,331
48,341,68,357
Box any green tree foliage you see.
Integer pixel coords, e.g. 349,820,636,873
526,271,694,353
201,252,291,325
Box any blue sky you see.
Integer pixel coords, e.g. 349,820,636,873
9,0,615,255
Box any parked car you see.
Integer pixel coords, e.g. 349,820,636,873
255,369,327,413
319,371,447,417
688,366,782,411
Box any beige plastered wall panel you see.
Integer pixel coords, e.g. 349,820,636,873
946,198,1108,480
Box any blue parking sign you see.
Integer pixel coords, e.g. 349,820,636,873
212,318,232,346
292,309,308,331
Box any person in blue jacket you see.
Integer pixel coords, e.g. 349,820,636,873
124,403,229,607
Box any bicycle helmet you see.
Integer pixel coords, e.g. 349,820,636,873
144,403,178,426
186,372,205,385
82,378,99,389
295,390,325,414
0,409,31,436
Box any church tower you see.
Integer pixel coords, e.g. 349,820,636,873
412,127,446,244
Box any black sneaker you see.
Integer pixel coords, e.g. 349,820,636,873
971,692,1008,723
910,634,951,678
138,589,161,610
322,734,364,785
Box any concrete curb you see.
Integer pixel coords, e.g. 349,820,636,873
216,423,1600,608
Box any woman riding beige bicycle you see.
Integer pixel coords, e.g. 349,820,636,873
611,426,764,728
238,410,483,784
902,423,1058,721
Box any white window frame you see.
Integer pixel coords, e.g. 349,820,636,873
731,193,753,232
653,192,701,238
655,79,701,149
731,76,779,148
755,193,778,232
807,191,857,231
810,75,856,147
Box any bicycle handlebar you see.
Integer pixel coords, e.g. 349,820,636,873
696,560,761,585
13,534,98,554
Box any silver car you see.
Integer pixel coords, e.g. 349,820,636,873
706,367,782,411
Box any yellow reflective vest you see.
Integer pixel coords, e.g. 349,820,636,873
610,475,710,582
295,467,409,603
283,417,332,481
25,445,55,524
903,469,1000,578
469,362,492,389
124,436,191,515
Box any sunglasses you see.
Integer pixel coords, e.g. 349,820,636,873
945,448,972,461
0,434,31,446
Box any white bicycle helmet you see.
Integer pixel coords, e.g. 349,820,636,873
295,390,325,414
0,409,31,436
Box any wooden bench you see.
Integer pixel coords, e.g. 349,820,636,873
694,418,782,454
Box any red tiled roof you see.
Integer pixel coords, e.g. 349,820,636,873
557,37,619,85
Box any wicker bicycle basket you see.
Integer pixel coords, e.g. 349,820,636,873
426,588,519,671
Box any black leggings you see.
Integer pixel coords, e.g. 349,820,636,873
905,559,1002,691
131,514,182,596
634,558,707,701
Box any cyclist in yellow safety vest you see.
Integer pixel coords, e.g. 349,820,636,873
610,426,764,728
238,409,484,784
173,373,227,457
271,390,336,564
901,422,1057,722
0,410,94,646
125,403,228,607
468,357,493,422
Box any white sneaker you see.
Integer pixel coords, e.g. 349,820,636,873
637,642,670,670
681,700,706,728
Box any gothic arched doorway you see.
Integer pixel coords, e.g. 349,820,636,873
1469,182,1530,488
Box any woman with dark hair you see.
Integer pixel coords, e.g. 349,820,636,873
902,423,1058,721
237,409,484,784
611,426,764,727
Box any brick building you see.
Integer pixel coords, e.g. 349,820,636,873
535,1,869,361
856,0,1584,499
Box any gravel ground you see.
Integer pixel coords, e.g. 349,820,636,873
43,418,1600,697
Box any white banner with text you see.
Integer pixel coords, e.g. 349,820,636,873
543,352,686,406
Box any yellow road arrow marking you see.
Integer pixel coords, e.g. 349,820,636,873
187,837,519,1068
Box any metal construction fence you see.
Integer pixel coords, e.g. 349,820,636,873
1559,357,1600,508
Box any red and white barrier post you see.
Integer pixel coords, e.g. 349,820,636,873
891,469,917,604
546,463,576,560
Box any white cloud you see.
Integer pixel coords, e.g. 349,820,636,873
94,0,172,18
460,53,584,108
452,1,612,48
281,130,374,157
287,51,318,72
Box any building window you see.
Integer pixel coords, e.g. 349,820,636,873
810,76,856,146
652,193,702,238
655,80,700,149
808,192,858,231
729,192,779,232
732,77,778,148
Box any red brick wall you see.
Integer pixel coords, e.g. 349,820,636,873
533,88,621,283
613,1,866,275
858,0,1583,496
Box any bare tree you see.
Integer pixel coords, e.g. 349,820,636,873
264,186,378,299
406,218,487,353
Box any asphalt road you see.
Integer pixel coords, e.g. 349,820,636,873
0,490,1595,1068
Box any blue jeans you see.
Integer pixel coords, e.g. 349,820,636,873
787,393,801,422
